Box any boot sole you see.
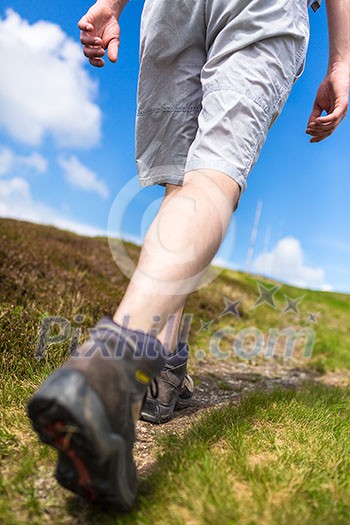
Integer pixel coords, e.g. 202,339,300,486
27,369,136,509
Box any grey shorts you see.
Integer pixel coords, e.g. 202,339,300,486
136,0,310,196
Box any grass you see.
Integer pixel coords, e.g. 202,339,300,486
1,217,350,524
128,385,350,525
1,385,349,524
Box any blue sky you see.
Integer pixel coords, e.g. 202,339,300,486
0,1,349,293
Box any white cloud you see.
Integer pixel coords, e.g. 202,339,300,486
0,147,13,175
0,146,48,176
0,176,144,241
19,152,48,173
0,177,31,199
253,236,331,290
321,284,334,292
0,176,106,237
58,155,109,198
0,10,101,148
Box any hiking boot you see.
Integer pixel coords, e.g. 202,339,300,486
27,317,166,509
141,342,194,424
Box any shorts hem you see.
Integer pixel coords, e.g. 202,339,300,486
184,161,248,194
138,162,248,195
138,164,186,188
139,176,184,188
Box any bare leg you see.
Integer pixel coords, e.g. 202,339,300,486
156,303,186,353
113,169,240,349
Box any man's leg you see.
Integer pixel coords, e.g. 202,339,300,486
28,0,309,509
27,168,240,504
113,169,240,344
114,169,239,424
156,303,185,352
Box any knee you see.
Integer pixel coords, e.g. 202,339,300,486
183,169,241,213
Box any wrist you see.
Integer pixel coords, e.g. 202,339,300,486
95,0,127,18
327,60,350,78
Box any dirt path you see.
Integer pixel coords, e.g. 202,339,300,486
25,358,350,525
134,358,350,477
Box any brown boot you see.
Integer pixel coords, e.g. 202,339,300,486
141,342,194,424
27,317,166,509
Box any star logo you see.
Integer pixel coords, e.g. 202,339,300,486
307,311,321,324
282,295,305,315
219,297,242,318
196,319,214,334
254,283,280,309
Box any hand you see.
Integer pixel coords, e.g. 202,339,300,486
78,2,120,67
306,64,349,143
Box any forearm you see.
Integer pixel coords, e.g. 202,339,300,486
96,0,129,19
326,0,350,71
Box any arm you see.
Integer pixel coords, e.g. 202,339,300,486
306,0,350,142
78,0,129,67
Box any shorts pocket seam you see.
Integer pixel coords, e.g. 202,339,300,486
203,84,271,116
137,105,202,116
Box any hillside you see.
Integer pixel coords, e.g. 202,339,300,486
1,218,350,525
0,217,349,373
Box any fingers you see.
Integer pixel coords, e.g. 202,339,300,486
83,45,105,59
314,102,348,126
306,100,322,127
81,39,119,65
79,28,107,66
308,131,333,143
107,38,120,63
79,32,119,66
306,123,334,142
306,99,348,143
78,17,104,64
80,33,102,47
81,38,120,65
78,15,94,32
89,57,105,68
78,11,120,67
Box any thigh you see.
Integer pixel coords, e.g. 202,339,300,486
185,0,310,194
136,0,207,187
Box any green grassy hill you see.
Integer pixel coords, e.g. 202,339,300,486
1,218,349,524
